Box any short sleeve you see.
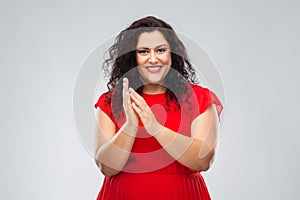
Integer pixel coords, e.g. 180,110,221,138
94,92,116,124
192,85,223,121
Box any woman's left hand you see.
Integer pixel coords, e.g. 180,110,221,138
128,88,163,136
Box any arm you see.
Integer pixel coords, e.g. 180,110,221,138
153,105,219,171
129,88,220,171
94,109,137,176
94,78,139,176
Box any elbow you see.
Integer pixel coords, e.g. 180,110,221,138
100,167,120,177
198,160,212,172
95,160,120,177
193,160,211,172
196,150,215,172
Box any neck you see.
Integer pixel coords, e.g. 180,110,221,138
143,84,166,94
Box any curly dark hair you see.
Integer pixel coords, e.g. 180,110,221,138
102,16,198,120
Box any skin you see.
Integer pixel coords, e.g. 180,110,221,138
94,78,138,176
136,30,172,94
94,30,220,176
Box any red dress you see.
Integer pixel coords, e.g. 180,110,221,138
94,84,223,200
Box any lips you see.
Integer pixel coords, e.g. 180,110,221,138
145,65,162,73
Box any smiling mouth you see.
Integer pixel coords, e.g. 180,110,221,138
146,65,162,73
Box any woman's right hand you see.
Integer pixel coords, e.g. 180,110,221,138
122,78,140,134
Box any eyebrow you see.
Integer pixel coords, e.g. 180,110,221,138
136,44,169,49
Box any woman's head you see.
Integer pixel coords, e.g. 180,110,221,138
136,29,172,86
103,16,198,115
104,16,196,88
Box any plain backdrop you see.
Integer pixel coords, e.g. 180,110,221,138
1,0,299,199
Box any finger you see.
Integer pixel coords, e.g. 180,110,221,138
132,102,152,128
132,102,142,114
129,88,148,110
123,78,130,111
129,88,145,102
123,78,129,93
123,79,138,115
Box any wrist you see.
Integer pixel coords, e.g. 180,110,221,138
122,122,138,137
147,123,164,136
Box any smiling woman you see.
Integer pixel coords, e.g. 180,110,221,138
136,30,172,93
94,16,223,200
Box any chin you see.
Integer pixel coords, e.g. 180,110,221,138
142,77,165,85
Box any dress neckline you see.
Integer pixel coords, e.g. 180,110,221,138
142,92,165,97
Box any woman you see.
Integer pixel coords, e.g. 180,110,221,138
94,16,223,200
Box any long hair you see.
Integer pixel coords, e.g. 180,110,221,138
102,16,198,120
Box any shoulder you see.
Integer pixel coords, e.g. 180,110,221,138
186,83,210,96
186,83,223,119
94,90,113,109
189,83,208,90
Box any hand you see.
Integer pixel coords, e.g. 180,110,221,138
128,88,163,136
122,78,140,135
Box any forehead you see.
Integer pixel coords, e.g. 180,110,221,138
136,30,169,48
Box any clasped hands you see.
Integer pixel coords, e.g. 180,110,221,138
122,78,163,136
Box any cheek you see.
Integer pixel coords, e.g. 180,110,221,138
137,66,146,81
136,55,147,65
161,54,172,66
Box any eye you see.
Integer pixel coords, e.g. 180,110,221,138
156,48,167,54
137,49,149,56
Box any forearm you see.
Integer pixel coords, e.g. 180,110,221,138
127,86,218,171
154,126,215,171
95,123,137,176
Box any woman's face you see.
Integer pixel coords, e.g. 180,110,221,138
136,30,172,85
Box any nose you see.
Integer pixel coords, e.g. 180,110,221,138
148,51,158,63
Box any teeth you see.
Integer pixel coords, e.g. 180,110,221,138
147,66,161,72
147,65,160,68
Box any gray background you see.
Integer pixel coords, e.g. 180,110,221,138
1,0,299,199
